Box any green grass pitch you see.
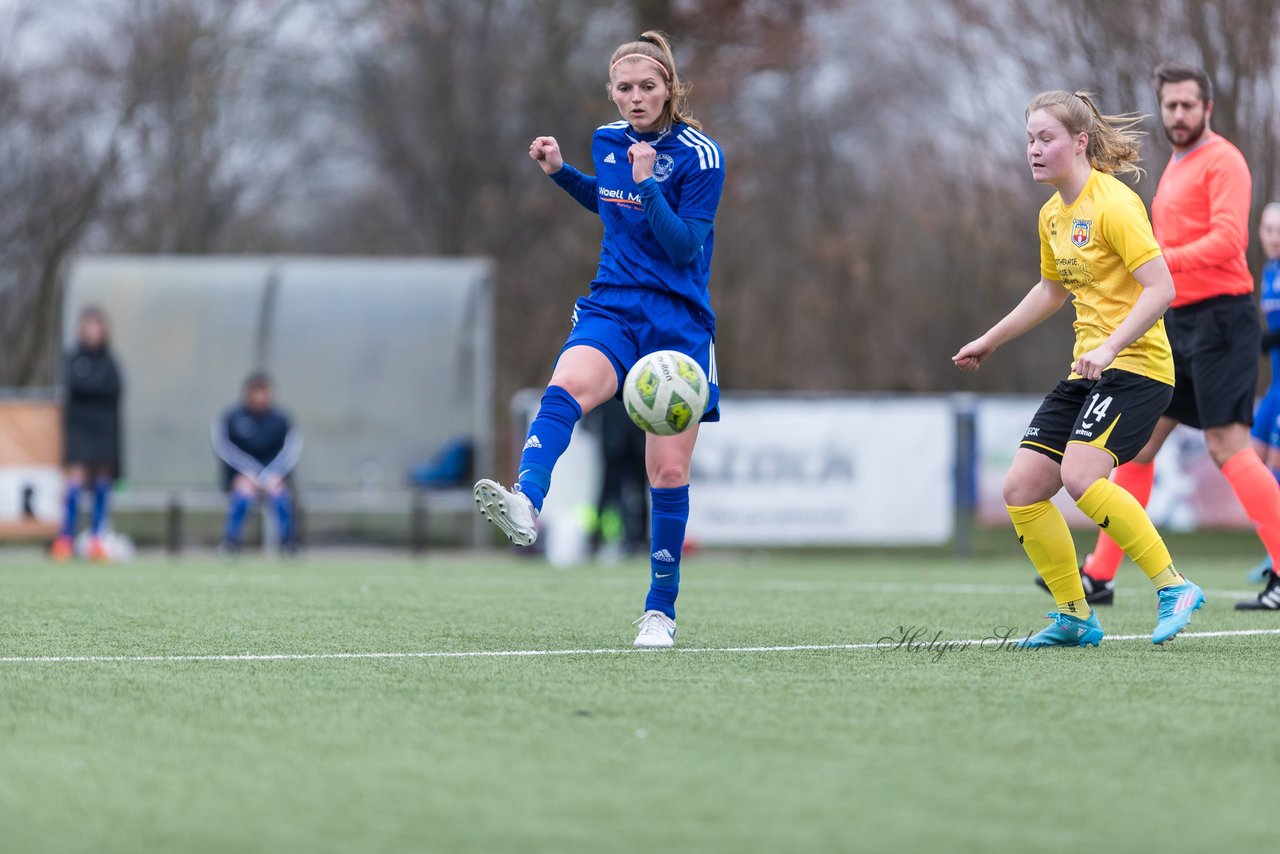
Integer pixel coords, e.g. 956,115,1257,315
2,545,1277,853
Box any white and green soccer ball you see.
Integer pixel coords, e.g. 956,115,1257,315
622,350,709,436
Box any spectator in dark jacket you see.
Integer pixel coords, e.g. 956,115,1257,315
211,372,302,554
51,307,123,562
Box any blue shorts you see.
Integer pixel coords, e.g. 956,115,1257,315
561,285,720,423
1252,385,1280,449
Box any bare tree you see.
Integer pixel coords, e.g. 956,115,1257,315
2,0,1277,402
93,0,314,253
0,4,120,386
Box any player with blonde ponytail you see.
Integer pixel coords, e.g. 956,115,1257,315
953,90,1205,647
474,32,726,649
606,31,700,131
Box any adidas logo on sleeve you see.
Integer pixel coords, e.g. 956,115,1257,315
651,549,676,563
604,152,617,164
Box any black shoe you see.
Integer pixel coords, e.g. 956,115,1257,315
1235,569,1280,610
1034,567,1115,605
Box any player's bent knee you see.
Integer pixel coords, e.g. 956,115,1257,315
1002,482,1031,507
1002,475,1053,508
649,464,690,489
1060,471,1098,503
1205,424,1251,466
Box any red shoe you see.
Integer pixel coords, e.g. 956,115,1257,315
49,536,74,562
88,537,112,563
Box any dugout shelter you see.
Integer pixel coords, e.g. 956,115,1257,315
63,255,495,549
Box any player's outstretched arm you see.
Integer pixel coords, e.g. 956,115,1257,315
529,136,563,174
531,135,598,213
952,277,1069,371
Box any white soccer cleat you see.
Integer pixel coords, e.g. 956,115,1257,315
633,610,677,648
473,479,539,546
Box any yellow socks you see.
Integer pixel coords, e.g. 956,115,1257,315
1007,500,1091,619
1075,478,1184,590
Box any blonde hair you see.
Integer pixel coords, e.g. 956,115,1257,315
1026,90,1146,181
607,31,700,131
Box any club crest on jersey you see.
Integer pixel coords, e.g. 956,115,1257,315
1071,219,1091,247
652,152,676,182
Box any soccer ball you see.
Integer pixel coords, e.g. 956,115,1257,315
622,350,709,436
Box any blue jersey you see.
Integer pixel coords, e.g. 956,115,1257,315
1263,259,1280,379
587,121,725,325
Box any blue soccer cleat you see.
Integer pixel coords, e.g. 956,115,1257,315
1017,611,1104,649
1152,581,1205,644
1246,557,1272,585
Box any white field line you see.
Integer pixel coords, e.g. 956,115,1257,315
1,628,1278,665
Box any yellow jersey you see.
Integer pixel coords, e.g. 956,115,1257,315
1039,169,1173,386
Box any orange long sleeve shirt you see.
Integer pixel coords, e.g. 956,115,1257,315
1151,133,1253,308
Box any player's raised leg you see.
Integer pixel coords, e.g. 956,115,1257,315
634,425,698,648
1079,458,1155,582
475,346,617,546
1062,443,1202,644
1074,417,1174,589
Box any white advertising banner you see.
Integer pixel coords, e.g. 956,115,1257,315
686,397,955,545
0,468,62,525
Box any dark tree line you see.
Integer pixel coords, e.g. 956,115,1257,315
2,0,1278,413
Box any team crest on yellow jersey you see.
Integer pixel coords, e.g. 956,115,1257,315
1071,219,1091,247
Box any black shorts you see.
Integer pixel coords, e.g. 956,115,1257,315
1164,294,1260,430
1021,369,1174,466
63,409,122,478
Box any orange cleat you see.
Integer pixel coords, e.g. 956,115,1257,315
87,537,112,563
49,536,74,563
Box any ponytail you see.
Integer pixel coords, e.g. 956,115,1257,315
1026,90,1146,181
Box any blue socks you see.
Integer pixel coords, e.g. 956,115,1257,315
224,493,251,545
516,385,583,512
224,492,294,547
273,493,294,545
60,478,112,538
61,484,81,538
91,478,111,536
646,485,689,619
512,385,691,621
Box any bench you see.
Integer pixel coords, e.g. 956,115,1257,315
111,487,484,554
